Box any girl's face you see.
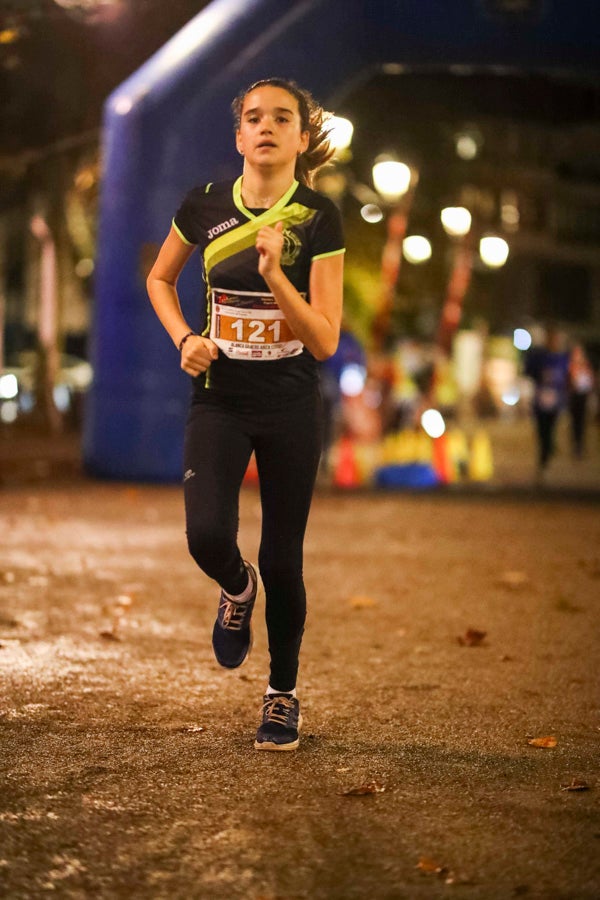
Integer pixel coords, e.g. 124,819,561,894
236,85,309,173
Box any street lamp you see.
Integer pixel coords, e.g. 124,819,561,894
372,158,411,201
440,206,472,238
327,116,354,153
454,129,483,160
479,235,509,268
361,204,384,223
402,235,432,264
370,157,416,350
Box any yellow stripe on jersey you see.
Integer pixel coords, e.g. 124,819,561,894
312,248,346,261
232,175,299,220
172,218,195,245
204,202,317,278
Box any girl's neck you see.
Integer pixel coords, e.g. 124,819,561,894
240,166,296,209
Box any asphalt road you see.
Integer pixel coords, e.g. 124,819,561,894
1,480,599,899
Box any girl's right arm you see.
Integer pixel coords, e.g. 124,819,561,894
146,227,218,376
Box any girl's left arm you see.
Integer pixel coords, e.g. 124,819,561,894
257,223,344,361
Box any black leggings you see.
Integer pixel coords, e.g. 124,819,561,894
534,409,559,469
183,389,323,692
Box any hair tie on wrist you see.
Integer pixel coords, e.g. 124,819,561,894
178,331,197,352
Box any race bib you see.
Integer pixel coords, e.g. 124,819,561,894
209,288,304,361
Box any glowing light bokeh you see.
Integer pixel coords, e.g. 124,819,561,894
480,236,509,268
502,387,521,407
501,203,520,228
53,385,71,412
372,159,411,201
403,235,432,264
113,97,133,116
75,258,95,278
0,373,18,400
421,408,446,438
360,204,384,223
327,116,354,151
455,133,479,160
340,364,366,397
513,328,532,351
0,401,18,424
19,392,35,413
440,206,472,237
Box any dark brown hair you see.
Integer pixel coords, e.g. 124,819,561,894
232,77,335,187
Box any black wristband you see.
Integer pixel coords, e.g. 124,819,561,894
178,330,197,352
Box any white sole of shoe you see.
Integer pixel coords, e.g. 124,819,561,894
254,737,299,751
253,713,303,751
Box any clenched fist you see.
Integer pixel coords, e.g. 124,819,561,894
256,220,284,279
180,335,218,376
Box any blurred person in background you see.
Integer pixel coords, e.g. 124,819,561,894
319,325,366,478
568,343,595,459
524,325,570,479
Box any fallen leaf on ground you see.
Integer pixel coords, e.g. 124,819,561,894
499,571,529,589
349,595,377,609
527,735,557,748
560,778,590,792
176,725,204,734
99,630,121,642
554,595,581,613
416,857,450,877
336,767,351,773
342,781,385,796
457,628,487,647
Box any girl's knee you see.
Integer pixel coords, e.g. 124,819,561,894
186,523,231,572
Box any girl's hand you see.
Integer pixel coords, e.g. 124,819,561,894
181,335,218,376
256,221,284,279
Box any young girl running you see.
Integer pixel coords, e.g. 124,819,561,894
146,78,345,750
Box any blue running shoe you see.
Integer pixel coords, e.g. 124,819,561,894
254,693,302,751
212,562,258,669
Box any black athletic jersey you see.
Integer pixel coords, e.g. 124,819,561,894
173,176,345,404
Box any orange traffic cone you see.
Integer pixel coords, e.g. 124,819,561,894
447,428,469,480
469,429,494,482
333,436,361,488
432,434,454,485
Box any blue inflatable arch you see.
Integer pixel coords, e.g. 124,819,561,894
83,0,600,480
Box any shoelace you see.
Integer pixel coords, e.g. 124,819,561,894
262,695,296,726
219,596,251,630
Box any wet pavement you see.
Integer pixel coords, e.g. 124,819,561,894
0,423,599,899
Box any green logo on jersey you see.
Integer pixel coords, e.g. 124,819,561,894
281,228,302,267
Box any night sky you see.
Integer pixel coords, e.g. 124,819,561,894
0,0,212,156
